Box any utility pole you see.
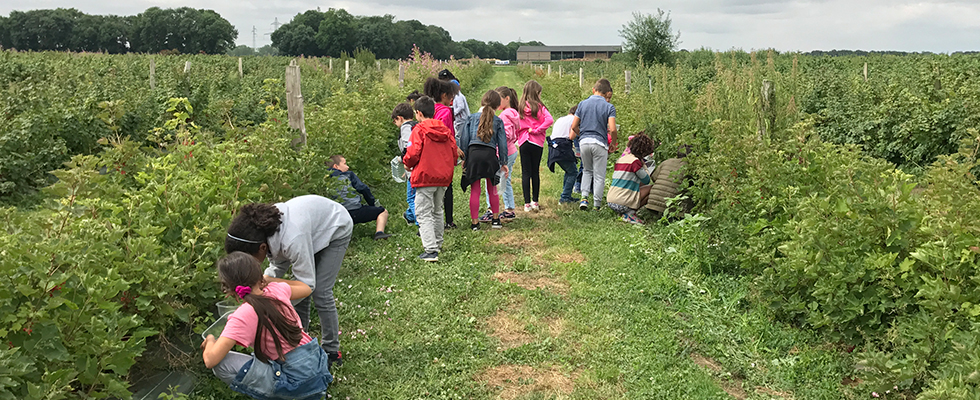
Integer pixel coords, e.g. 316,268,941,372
252,26,257,52
271,18,282,32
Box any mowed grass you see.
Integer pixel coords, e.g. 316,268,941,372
192,67,852,399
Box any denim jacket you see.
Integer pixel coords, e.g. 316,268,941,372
229,338,333,400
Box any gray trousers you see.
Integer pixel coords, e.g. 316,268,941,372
213,351,251,384
580,143,609,205
415,186,447,253
292,234,351,353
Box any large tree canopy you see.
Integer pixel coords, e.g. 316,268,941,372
0,7,237,54
272,8,542,60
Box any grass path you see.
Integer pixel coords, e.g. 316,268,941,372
195,67,853,399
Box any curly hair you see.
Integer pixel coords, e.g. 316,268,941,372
224,203,283,255
627,133,657,159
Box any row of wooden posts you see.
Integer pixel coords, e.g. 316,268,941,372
148,57,790,148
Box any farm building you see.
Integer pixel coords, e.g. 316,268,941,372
516,45,622,61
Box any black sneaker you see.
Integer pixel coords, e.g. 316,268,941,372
419,252,439,262
402,212,415,225
470,223,480,231
373,231,391,240
500,211,517,219
491,218,503,229
326,349,343,369
444,222,457,230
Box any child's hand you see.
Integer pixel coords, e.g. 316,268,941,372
501,165,509,178
201,334,216,351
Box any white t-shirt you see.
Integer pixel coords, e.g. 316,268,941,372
550,115,574,140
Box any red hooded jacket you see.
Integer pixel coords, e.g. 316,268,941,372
403,119,457,188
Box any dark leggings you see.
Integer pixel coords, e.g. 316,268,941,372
520,142,543,204
444,186,454,225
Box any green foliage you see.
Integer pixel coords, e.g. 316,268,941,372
3,7,237,54
517,50,980,396
619,10,681,66
0,52,490,397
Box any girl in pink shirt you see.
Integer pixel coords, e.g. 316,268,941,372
495,86,520,218
202,252,332,397
517,80,554,213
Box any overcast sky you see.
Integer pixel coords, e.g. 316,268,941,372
3,0,978,53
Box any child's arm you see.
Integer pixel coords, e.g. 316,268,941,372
403,127,423,169
349,172,376,206
570,116,580,140
495,118,508,164
264,277,314,300
202,336,237,369
535,106,554,135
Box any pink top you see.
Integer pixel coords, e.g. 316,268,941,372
222,282,313,361
498,108,520,156
517,104,554,148
434,103,454,136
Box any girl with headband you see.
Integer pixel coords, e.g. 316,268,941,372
202,252,333,399
224,195,353,368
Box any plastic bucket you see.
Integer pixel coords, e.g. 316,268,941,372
216,299,240,316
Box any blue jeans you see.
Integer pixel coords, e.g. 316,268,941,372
557,160,578,202
404,179,416,223
500,152,518,210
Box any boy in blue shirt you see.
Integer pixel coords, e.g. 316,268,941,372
571,78,618,211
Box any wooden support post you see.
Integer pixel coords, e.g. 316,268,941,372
558,65,562,78
183,61,191,73
648,76,652,94
398,64,405,87
758,79,776,139
547,64,551,75
624,70,631,94
285,60,307,149
579,68,583,87
376,60,381,70
863,62,868,82
238,57,243,78
149,58,156,89
329,58,333,71
345,60,350,82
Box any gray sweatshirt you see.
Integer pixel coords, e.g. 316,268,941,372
263,195,354,288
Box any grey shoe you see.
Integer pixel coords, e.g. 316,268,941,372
419,252,439,262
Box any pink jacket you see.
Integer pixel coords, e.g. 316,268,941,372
517,104,553,148
434,103,454,137
498,108,520,156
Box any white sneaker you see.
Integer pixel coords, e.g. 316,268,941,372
531,202,540,212
523,203,532,212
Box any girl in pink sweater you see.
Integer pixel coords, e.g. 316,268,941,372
517,80,554,212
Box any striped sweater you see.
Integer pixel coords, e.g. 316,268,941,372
606,153,651,210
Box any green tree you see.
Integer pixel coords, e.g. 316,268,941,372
619,9,680,65
227,44,256,56
256,44,279,56
315,8,356,57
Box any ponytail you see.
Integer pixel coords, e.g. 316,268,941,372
218,252,303,363
477,90,501,143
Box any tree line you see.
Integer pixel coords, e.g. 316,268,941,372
0,7,238,54
271,9,542,60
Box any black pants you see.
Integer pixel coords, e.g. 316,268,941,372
443,185,453,225
520,142,543,204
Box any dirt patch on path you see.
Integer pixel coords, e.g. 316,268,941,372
478,364,581,400
493,271,569,295
485,310,533,349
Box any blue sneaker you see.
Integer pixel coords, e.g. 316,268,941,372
579,199,589,211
